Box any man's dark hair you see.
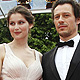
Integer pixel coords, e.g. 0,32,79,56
52,0,80,20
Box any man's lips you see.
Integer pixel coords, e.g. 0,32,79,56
58,25,67,29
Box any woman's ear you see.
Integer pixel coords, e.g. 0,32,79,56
29,24,33,29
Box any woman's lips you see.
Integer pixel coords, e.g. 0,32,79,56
14,32,21,35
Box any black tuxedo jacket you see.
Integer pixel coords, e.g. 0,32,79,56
42,41,80,80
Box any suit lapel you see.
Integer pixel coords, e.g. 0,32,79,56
49,46,61,80
66,41,80,80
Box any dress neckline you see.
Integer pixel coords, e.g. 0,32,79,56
5,43,37,69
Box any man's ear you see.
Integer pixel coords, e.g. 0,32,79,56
76,18,80,25
29,24,33,29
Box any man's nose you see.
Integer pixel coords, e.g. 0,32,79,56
58,16,64,24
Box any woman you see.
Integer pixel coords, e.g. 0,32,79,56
0,5,43,80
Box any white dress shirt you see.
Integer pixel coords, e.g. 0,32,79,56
55,34,80,80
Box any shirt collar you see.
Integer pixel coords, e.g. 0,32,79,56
60,34,80,42
60,34,80,47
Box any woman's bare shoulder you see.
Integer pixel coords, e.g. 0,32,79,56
0,44,5,76
0,44,5,51
0,44,5,58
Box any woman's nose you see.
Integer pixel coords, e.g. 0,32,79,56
14,23,19,30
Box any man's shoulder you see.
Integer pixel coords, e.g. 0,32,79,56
42,47,57,60
44,47,56,55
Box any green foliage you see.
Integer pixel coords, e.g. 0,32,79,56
0,13,59,54
1,14,80,54
0,18,12,44
28,13,59,53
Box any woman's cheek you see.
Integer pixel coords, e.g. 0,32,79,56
9,26,14,33
21,26,29,33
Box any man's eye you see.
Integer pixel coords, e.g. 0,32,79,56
54,16,59,19
64,14,69,17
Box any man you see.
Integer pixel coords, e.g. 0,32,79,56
42,0,80,80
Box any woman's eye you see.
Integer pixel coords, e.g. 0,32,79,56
19,21,24,24
9,22,15,26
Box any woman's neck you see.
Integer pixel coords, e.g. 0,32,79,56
9,39,29,49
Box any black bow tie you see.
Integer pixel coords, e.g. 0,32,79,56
56,40,74,47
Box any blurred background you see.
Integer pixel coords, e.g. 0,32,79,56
0,0,80,54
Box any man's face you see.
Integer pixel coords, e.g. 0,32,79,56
53,3,78,39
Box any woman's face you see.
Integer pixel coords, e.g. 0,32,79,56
9,13,33,40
